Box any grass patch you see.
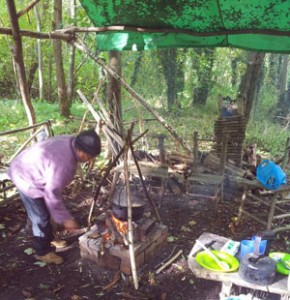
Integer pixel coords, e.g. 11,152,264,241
0,99,289,163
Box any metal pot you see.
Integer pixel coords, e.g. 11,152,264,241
111,183,146,221
239,254,276,286
238,236,276,286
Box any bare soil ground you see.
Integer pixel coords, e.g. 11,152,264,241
0,181,287,300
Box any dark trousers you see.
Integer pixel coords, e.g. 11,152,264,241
18,191,54,255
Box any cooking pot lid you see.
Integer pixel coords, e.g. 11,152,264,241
112,183,146,207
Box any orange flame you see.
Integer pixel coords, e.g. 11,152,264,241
102,232,111,241
112,214,128,235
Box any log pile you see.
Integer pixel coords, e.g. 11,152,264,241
212,115,246,166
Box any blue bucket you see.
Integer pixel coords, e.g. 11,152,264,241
256,160,286,190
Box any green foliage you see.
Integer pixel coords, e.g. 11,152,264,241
0,100,88,162
0,1,288,164
246,120,288,158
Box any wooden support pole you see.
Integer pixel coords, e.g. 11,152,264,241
281,137,290,169
129,144,162,223
193,131,198,169
87,130,148,230
124,125,138,290
267,194,278,230
219,134,229,203
0,120,52,137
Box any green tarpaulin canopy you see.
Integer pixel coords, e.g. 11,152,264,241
79,0,290,53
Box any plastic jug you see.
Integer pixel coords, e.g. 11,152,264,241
256,160,286,190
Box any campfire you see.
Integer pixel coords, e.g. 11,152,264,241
112,213,128,236
79,209,168,274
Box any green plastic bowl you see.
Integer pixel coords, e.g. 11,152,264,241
269,252,290,275
196,250,239,272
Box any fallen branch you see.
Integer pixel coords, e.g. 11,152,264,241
53,284,65,294
154,245,177,269
102,271,121,291
115,292,149,299
156,249,183,274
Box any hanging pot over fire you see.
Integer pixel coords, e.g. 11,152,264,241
111,183,146,222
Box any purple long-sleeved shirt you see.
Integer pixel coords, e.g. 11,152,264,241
8,135,79,223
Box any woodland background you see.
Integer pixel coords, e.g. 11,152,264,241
0,0,290,162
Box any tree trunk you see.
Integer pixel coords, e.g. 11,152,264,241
158,48,178,111
238,52,265,124
6,0,36,126
3,32,20,97
107,50,123,136
231,58,238,88
192,48,215,106
33,3,43,99
278,55,289,98
276,55,289,116
268,54,279,87
47,56,53,102
67,0,76,104
130,52,143,87
53,0,70,117
27,61,38,95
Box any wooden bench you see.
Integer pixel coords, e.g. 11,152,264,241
188,232,290,300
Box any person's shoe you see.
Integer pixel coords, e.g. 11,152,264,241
35,252,64,264
51,239,67,248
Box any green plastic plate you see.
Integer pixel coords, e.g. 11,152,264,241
196,250,239,272
269,252,290,275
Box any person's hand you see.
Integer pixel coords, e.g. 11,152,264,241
63,219,79,230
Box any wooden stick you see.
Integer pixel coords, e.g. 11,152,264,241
129,143,162,223
78,81,103,133
102,271,121,291
156,250,183,274
154,245,177,269
124,125,138,290
7,126,45,164
87,130,148,230
0,120,52,137
72,39,192,155
281,137,290,169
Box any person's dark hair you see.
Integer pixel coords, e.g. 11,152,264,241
75,129,101,157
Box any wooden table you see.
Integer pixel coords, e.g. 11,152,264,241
188,232,290,300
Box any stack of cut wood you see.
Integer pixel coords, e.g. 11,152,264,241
212,115,246,166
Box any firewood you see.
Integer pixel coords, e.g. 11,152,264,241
155,249,183,274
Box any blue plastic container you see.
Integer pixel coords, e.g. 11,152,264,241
239,238,267,260
256,160,286,190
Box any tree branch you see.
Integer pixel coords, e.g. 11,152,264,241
0,27,73,41
17,0,41,19
0,25,289,43
58,25,290,37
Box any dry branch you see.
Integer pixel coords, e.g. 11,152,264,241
0,27,72,41
17,0,41,19
72,39,192,155
102,271,121,291
1,24,289,43
57,25,290,37
156,249,183,274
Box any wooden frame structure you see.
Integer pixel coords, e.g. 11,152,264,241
0,120,53,203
